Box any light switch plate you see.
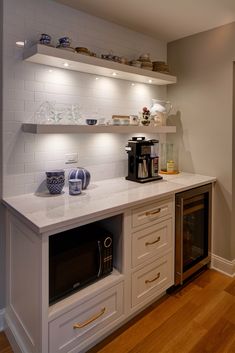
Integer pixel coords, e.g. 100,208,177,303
65,153,78,164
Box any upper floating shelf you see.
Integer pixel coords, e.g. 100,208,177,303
22,123,176,134
24,44,177,86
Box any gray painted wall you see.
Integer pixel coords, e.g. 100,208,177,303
0,0,4,310
167,22,235,261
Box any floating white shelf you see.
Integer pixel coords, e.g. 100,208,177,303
24,44,177,85
22,123,176,134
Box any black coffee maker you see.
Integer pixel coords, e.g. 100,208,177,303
125,137,162,183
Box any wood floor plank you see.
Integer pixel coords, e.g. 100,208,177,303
225,279,235,296
193,290,235,330
224,302,235,325
89,284,202,353
127,301,201,353
226,336,235,353
156,320,207,353
0,332,13,353
2,269,235,353
188,317,235,353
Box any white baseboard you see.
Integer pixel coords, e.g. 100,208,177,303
0,308,5,331
211,254,235,277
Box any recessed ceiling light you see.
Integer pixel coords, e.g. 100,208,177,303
64,62,69,67
48,69,53,73
16,41,25,47
148,79,152,83
95,77,99,80
131,83,135,86
112,72,117,76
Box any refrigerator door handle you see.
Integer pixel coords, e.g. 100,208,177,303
175,198,184,285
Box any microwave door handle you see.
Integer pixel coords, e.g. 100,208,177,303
97,240,102,278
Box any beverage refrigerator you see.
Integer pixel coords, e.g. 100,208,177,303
175,183,212,285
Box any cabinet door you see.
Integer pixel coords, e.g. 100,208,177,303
131,219,172,268
49,283,124,353
131,253,173,307
131,199,173,228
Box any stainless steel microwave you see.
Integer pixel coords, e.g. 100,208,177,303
49,225,113,305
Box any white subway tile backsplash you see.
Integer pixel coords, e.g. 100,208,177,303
6,78,24,90
7,89,34,101
3,0,167,197
3,111,15,122
5,163,25,175
24,161,45,173
4,121,22,133
24,100,40,113
4,99,24,112
34,92,47,102
15,111,33,123
24,80,45,92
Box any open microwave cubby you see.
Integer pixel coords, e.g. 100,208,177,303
49,214,124,305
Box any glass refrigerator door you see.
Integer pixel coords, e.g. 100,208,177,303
183,194,209,271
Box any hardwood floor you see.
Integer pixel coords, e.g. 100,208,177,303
0,332,13,353
1,269,235,353
88,270,235,353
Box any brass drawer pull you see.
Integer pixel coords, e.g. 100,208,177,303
145,272,160,284
145,208,161,216
73,307,106,329
145,236,161,246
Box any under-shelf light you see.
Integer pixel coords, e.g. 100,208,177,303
148,79,152,83
112,72,117,76
16,41,25,47
63,62,69,67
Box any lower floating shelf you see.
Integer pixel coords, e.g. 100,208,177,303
22,123,176,134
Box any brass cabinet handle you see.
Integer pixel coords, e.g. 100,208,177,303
73,307,106,329
145,236,161,246
145,272,160,284
145,208,161,216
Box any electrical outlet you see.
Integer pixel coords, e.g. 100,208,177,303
65,153,78,164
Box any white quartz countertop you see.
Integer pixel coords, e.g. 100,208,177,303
2,172,216,234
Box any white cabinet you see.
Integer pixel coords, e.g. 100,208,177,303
5,196,174,353
131,198,173,228
130,198,174,308
49,283,124,353
131,219,172,268
131,253,173,307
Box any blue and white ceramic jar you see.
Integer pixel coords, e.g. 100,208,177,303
46,169,65,194
68,167,90,190
69,179,82,195
39,33,51,45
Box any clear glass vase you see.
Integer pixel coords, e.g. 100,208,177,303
150,99,172,126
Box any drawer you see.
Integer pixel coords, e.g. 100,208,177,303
49,282,124,353
131,199,173,229
131,253,173,307
132,219,172,268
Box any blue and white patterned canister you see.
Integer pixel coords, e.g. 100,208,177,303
68,168,91,190
46,169,65,194
69,179,82,195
